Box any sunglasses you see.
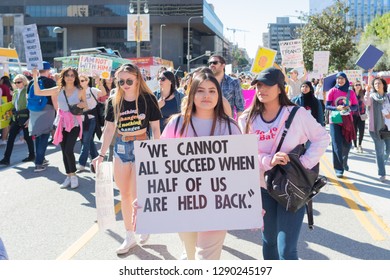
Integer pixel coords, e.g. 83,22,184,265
118,79,134,86
158,76,167,82
355,84,361,86
65,73,75,78
80,79,88,83
14,81,23,84
208,61,220,66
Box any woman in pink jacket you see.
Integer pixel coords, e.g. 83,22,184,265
238,67,329,260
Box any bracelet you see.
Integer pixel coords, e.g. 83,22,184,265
99,154,105,158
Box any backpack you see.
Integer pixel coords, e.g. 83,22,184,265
27,79,48,112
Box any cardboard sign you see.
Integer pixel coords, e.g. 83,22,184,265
78,55,112,79
343,70,363,84
0,102,14,129
313,51,330,78
134,135,263,234
279,39,304,68
323,73,337,92
250,47,277,74
22,24,43,70
95,162,116,230
356,44,384,70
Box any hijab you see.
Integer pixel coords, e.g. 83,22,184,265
334,72,350,93
301,81,319,121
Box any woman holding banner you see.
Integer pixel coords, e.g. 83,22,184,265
238,67,329,260
91,63,161,255
160,72,241,260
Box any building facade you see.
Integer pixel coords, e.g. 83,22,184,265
0,0,231,71
267,17,301,65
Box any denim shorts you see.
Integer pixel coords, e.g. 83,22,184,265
114,136,135,163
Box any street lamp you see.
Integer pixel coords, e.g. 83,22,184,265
128,0,149,58
53,26,67,57
187,15,203,72
160,24,166,59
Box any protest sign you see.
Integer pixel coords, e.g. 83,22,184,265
134,135,263,234
323,73,337,92
356,44,384,70
22,24,43,70
313,51,330,78
0,102,13,129
279,39,304,68
343,70,363,84
78,55,113,79
250,47,277,74
95,162,116,230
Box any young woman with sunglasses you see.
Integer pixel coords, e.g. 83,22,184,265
92,63,161,255
154,70,184,132
160,72,241,260
32,67,87,189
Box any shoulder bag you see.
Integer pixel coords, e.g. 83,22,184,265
89,88,106,126
63,90,83,115
264,106,328,228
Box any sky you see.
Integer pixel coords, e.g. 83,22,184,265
207,0,310,59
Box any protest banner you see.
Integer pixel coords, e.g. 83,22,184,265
22,24,43,70
78,55,113,79
134,135,263,234
279,39,304,68
0,101,13,129
343,70,363,84
356,44,384,70
313,51,330,78
95,162,116,230
127,14,150,42
250,47,277,74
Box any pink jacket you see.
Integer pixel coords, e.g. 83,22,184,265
239,106,330,188
53,109,83,145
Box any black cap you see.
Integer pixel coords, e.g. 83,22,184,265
251,67,284,86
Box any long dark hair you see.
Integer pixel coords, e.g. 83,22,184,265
179,73,235,136
244,83,295,134
372,77,388,93
160,70,176,97
58,67,82,89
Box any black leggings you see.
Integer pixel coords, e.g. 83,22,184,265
353,115,365,147
60,126,80,174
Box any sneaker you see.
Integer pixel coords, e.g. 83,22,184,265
76,164,85,171
0,159,10,166
0,140,7,145
179,251,188,260
116,231,137,255
139,234,150,245
60,176,71,188
335,170,343,178
70,176,79,189
14,139,25,145
354,147,359,153
22,156,35,162
34,165,46,172
379,176,386,182
358,146,363,153
43,159,49,166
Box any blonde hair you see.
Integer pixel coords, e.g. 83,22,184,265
112,63,154,123
13,74,29,87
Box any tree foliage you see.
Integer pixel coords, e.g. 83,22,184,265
298,0,358,72
358,13,390,71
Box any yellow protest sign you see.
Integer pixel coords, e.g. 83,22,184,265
250,47,277,74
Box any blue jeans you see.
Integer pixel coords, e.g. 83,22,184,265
114,136,135,163
35,133,50,165
78,117,98,166
330,123,351,174
369,131,390,176
261,188,305,260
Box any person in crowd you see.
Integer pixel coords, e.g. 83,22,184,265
364,77,390,183
92,63,161,255
282,67,307,100
352,82,367,153
325,72,358,178
314,77,325,113
76,74,106,171
161,72,241,260
32,67,87,189
27,61,57,172
291,81,324,126
0,76,13,145
154,70,184,132
208,55,245,118
238,67,329,260
99,77,116,103
0,74,35,166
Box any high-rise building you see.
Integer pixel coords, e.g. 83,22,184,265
267,17,302,64
310,0,390,29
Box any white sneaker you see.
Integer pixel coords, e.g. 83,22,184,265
139,234,150,245
116,231,137,255
14,139,25,145
379,176,386,182
76,164,85,171
354,147,359,153
0,140,6,145
60,176,71,188
70,176,79,189
358,146,363,153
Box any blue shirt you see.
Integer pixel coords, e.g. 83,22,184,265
220,74,245,114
